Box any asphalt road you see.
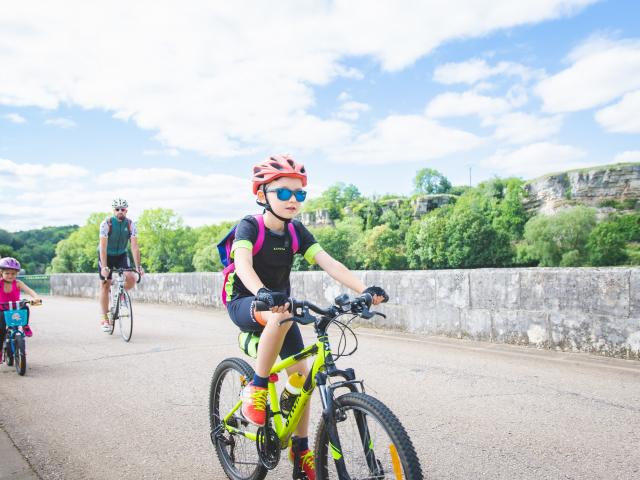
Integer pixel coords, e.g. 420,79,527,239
1,296,639,479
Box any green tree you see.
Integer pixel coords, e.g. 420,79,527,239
15,225,77,273
405,207,450,269
303,182,361,220
137,208,197,272
518,207,597,267
357,224,407,270
50,213,107,273
413,168,452,195
445,200,513,268
492,178,530,240
0,244,17,259
308,216,365,270
587,221,629,266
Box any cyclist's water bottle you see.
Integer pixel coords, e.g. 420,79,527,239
280,372,305,418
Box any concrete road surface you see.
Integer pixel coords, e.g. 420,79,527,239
1,296,639,479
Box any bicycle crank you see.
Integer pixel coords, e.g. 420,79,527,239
256,426,280,470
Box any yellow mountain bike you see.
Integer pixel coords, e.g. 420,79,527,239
209,293,423,480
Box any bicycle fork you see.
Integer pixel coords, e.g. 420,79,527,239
317,370,382,480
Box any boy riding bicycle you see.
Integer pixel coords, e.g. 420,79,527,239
225,155,387,480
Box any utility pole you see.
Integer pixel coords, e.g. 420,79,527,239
468,165,472,187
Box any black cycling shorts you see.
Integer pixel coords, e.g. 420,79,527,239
227,296,304,360
98,253,131,280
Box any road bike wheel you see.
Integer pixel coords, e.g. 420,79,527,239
14,335,26,376
108,286,117,335
314,392,423,480
4,339,13,367
117,290,133,342
209,357,267,480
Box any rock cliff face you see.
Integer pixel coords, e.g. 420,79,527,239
524,163,640,214
299,209,334,227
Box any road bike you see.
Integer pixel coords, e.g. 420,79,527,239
107,268,140,342
2,299,42,376
209,293,423,480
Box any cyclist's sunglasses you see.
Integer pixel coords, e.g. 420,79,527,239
265,188,307,202
114,208,127,212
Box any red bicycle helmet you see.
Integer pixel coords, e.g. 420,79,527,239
252,155,307,194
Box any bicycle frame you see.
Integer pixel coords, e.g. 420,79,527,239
4,325,24,356
221,322,362,477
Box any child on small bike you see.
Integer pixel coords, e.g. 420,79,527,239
226,155,387,480
0,257,41,359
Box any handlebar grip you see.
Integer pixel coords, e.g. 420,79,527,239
254,301,270,311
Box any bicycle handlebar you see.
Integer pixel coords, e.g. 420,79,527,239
0,299,42,308
109,267,142,284
254,293,385,325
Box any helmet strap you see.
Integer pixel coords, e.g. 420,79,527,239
257,185,291,223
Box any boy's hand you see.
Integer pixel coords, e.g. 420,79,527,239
31,298,42,306
256,288,290,313
363,286,389,305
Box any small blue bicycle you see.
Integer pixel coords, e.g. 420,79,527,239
2,299,41,376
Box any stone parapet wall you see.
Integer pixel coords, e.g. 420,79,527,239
51,268,640,359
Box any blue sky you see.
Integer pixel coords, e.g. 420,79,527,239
1,0,639,231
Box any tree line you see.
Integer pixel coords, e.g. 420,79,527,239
10,167,640,274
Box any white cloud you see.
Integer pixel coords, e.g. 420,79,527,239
595,89,640,133
433,59,539,85
426,91,512,119
335,100,370,121
0,158,255,231
330,115,484,165
486,112,564,144
3,113,26,124
44,117,77,129
536,36,640,113
614,150,640,163
0,0,595,161
481,142,592,177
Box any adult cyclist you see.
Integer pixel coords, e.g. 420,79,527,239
98,198,144,332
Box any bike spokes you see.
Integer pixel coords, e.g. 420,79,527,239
209,358,266,480
118,291,133,342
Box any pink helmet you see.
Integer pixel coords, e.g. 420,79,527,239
0,257,20,270
252,155,307,194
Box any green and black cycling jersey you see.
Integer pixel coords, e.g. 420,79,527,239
228,216,323,302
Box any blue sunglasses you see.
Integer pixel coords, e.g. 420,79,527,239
266,188,307,202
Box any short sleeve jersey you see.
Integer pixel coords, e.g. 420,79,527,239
99,219,138,238
229,216,323,301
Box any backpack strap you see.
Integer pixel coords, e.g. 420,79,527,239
288,222,299,253
253,215,266,254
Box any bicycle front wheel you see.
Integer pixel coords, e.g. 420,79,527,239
117,290,133,342
209,357,267,480
14,335,26,376
5,339,14,366
108,286,117,335
315,392,423,480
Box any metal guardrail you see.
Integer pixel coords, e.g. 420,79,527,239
18,275,51,295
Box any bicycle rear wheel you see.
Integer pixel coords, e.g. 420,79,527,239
209,357,267,480
315,392,423,480
117,290,133,342
14,335,26,376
